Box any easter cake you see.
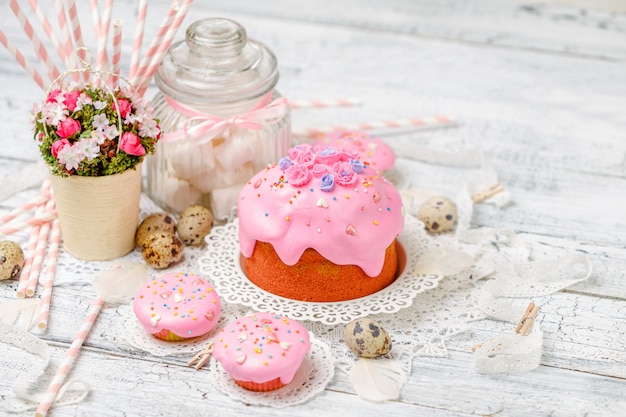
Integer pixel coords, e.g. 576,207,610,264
238,143,404,302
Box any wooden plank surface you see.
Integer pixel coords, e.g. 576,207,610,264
1,1,625,416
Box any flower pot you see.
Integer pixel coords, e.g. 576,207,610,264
50,165,142,261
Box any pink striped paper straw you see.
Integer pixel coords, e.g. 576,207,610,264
288,98,362,109
0,29,46,90
8,0,61,82
96,0,114,72
16,216,42,298
66,0,84,48
25,200,55,297
0,194,50,225
35,296,104,417
129,0,149,79
65,0,86,74
16,179,51,298
53,0,76,71
36,218,61,330
89,0,104,78
27,0,66,69
0,212,56,236
110,19,123,88
137,0,193,95
89,0,102,39
293,116,456,139
130,1,178,86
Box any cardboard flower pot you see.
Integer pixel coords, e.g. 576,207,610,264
50,165,142,261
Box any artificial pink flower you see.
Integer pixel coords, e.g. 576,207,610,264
115,99,131,118
119,132,145,156
63,91,80,111
51,139,70,158
57,118,81,138
46,89,62,103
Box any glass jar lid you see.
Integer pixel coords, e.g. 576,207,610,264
155,18,279,106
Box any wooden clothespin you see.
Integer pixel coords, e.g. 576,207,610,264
472,182,505,203
187,342,215,370
515,302,540,336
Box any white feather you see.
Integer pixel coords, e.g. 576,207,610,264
413,247,474,276
0,298,41,330
348,358,407,402
400,188,441,216
92,261,149,304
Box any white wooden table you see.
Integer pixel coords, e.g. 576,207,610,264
1,1,625,416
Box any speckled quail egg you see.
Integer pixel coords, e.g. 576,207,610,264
141,232,184,269
135,213,177,247
0,240,25,280
417,195,457,234
344,318,392,358
177,205,214,246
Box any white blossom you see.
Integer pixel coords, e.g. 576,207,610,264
76,138,100,160
91,129,107,145
39,102,68,126
139,119,160,138
94,100,107,110
92,113,109,130
75,93,92,111
104,125,119,139
57,143,84,171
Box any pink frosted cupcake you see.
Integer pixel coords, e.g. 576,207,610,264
213,311,311,391
133,272,221,341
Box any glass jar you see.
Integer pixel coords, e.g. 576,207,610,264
147,18,291,221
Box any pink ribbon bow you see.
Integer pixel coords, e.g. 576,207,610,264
162,93,289,144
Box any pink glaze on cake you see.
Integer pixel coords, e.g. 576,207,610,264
213,311,311,386
312,130,396,171
238,143,404,277
133,272,221,339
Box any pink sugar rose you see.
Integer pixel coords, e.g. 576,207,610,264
288,143,313,160
340,147,360,162
51,139,70,158
311,163,329,178
285,164,312,187
56,118,81,138
63,91,80,111
119,132,146,156
115,99,132,118
46,89,62,103
333,161,358,186
294,149,316,168
315,147,341,165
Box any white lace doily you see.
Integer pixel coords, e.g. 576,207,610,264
121,304,217,356
208,334,335,408
198,215,442,325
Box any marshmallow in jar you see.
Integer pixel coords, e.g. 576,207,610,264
147,18,291,220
